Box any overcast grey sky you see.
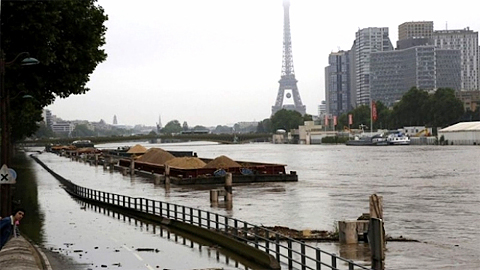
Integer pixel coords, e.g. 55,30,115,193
46,0,480,127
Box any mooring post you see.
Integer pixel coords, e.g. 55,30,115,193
109,157,114,172
225,173,232,202
225,173,233,210
94,154,98,166
165,165,171,185
338,220,358,244
154,174,162,185
130,156,135,175
369,218,385,270
370,194,383,220
210,189,218,203
368,194,385,270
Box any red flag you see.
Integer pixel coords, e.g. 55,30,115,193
348,114,353,125
333,116,337,126
324,115,329,126
372,101,377,122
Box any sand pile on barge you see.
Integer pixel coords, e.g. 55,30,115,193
203,155,241,169
136,148,175,164
165,157,206,169
127,144,147,154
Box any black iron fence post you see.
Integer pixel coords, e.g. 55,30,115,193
288,239,293,269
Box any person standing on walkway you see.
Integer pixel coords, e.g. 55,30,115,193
0,208,25,250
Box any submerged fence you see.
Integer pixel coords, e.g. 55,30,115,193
32,155,371,270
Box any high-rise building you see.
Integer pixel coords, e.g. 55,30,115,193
42,109,53,129
370,46,461,106
325,50,352,116
352,27,394,106
433,27,479,90
399,21,434,40
318,100,326,117
113,115,118,125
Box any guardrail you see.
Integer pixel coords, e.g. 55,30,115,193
32,154,371,270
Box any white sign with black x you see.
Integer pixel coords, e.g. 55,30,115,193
0,164,17,184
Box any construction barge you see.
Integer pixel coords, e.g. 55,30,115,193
50,144,298,185
116,148,298,185
119,157,298,185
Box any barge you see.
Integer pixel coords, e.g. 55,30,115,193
116,148,298,185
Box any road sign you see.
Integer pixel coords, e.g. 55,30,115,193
0,164,17,184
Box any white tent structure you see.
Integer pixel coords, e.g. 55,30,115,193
438,121,480,145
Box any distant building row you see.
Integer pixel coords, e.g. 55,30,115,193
325,21,480,117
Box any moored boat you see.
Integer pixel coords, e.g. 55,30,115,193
346,133,387,146
387,131,410,145
72,140,94,148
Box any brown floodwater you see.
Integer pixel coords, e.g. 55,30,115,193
18,142,480,269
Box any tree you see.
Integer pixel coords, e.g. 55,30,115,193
373,101,392,130
193,125,208,131
349,105,371,130
391,87,430,127
2,0,108,142
182,121,189,131
34,123,55,139
256,118,272,133
303,114,313,122
270,109,304,132
213,125,233,134
72,124,96,137
429,88,464,128
161,120,182,134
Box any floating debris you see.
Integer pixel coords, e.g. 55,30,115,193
135,248,160,252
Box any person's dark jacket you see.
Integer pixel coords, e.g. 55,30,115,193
0,216,14,250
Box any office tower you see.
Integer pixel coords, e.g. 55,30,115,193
318,100,326,117
399,21,433,40
370,46,461,106
397,21,434,49
325,51,352,116
42,109,53,129
353,27,394,106
433,27,479,90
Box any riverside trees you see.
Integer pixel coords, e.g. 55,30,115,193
338,87,465,130
2,0,108,141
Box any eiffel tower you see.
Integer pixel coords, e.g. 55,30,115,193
272,0,306,116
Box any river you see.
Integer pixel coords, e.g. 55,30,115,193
16,142,480,269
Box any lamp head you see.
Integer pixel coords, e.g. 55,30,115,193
21,57,40,66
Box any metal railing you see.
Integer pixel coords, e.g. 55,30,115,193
32,155,371,270
69,184,370,270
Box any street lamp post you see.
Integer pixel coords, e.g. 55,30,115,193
0,50,39,217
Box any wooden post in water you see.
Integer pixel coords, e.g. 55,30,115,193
129,156,135,175
164,165,171,193
338,221,358,244
109,157,114,172
369,218,385,270
210,189,219,203
369,194,383,219
225,173,233,210
225,173,232,202
368,194,385,270
154,174,162,185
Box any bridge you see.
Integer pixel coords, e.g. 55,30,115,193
20,133,273,146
